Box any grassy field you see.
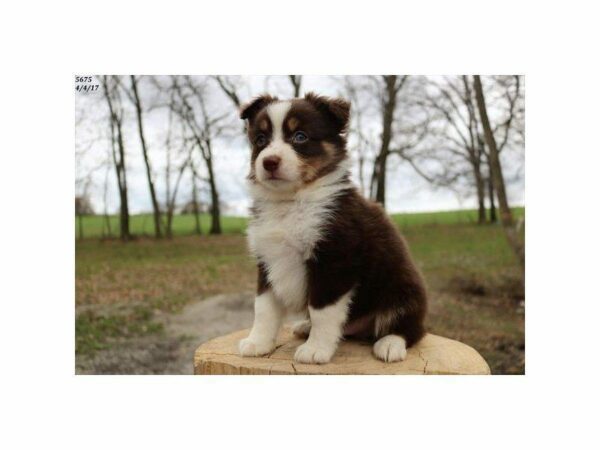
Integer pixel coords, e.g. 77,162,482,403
76,208,525,374
75,207,524,239
76,213,248,238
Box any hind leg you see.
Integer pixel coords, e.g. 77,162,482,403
291,319,311,338
373,335,407,362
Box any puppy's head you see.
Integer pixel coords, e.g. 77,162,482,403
240,92,350,194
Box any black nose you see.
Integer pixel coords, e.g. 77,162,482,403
263,156,281,172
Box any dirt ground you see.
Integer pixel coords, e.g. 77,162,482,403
76,292,255,374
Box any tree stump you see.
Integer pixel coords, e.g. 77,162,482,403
194,326,491,375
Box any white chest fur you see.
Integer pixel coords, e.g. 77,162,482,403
247,162,352,312
247,197,332,312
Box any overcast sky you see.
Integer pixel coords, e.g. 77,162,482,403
75,75,524,216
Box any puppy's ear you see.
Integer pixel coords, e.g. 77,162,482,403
239,94,278,121
304,92,351,134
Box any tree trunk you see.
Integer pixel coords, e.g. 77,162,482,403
101,76,131,241
180,76,222,235
164,140,172,237
213,76,242,108
463,76,486,225
191,169,202,235
115,116,131,241
358,155,366,197
473,162,486,225
102,163,113,238
374,152,389,205
166,208,174,238
488,175,497,223
289,75,302,97
369,155,378,200
474,75,524,268
373,75,401,206
130,75,162,239
78,214,84,240
205,155,221,234
103,212,112,238
195,327,491,375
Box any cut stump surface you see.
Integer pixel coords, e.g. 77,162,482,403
194,326,491,375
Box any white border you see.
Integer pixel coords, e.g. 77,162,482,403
2,1,600,449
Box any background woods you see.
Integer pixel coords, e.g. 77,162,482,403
76,75,524,238
75,75,525,375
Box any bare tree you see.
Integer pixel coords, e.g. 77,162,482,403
169,76,226,234
474,75,524,268
416,76,488,223
394,76,524,226
338,76,523,220
162,119,194,238
189,162,203,235
341,76,443,204
84,75,524,247
184,77,224,234
487,172,497,222
100,76,131,241
161,96,189,238
101,150,113,238
340,76,372,196
370,75,408,205
212,76,248,139
212,75,243,108
387,78,447,186
126,75,162,238
484,75,524,223
288,75,303,97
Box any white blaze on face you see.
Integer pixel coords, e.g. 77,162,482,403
268,101,290,142
254,101,302,190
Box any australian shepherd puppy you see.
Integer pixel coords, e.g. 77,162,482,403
238,93,427,364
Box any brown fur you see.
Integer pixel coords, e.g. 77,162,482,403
306,189,427,346
257,261,270,295
287,117,299,131
240,94,278,122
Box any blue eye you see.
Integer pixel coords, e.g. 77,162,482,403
292,131,308,144
255,134,268,147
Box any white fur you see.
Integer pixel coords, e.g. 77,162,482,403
268,101,290,142
247,160,351,312
239,291,284,357
294,291,352,364
373,335,407,362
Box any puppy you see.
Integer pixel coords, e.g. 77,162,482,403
238,93,427,364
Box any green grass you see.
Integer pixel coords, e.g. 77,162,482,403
390,206,524,228
76,213,248,239
76,306,164,356
76,207,524,239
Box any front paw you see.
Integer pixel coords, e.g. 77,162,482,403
239,338,275,357
294,342,335,364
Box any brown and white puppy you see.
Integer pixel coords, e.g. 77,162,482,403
239,93,427,364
